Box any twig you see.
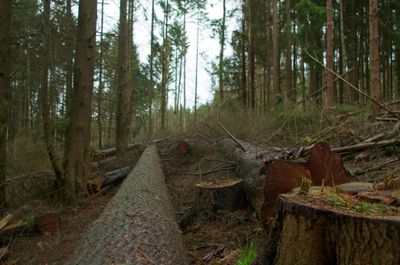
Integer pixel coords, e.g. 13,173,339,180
355,158,400,176
305,51,399,118
184,166,235,176
217,122,246,151
331,139,400,153
375,117,399,122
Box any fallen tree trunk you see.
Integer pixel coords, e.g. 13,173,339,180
91,143,145,161
217,139,292,217
257,194,400,265
87,164,134,194
69,146,187,265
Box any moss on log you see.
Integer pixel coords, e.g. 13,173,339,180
258,194,400,265
69,146,187,265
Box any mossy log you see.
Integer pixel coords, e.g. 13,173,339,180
69,146,187,265
258,194,400,265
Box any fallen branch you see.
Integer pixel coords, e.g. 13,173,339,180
355,158,400,176
305,51,399,118
331,139,400,153
218,122,246,151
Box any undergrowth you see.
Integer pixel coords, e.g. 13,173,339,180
235,238,258,265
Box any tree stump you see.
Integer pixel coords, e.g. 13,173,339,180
196,179,248,211
257,194,400,265
69,146,187,265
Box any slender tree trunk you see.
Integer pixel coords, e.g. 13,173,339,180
339,0,347,103
218,0,226,101
285,0,292,102
97,0,105,149
160,0,170,130
148,0,155,135
194,12,199,122
40,0,63,194
115,0,129,158
0,0,12,205
63,0,97,199
369,0,381,115
326,0,334,106
247,0,255,110
240,1,247,106
65,0,74,138
272,0,280,105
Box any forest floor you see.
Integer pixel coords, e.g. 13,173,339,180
3,106,400,264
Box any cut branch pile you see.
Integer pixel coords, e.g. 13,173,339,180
69,146,187,265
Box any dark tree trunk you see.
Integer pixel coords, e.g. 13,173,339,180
0,0,12,205
115,0,129,158
69,146,187,265
63,0,97,198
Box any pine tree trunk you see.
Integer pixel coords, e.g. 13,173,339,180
285,0,292,102
63,0,97,198
40,0,63,193
369,0,381,115
115,0,129,158
326,0,334,106
219,0,226,101
97,0,105,150
0,0,12,205
247,0,255,109
272,0,280,105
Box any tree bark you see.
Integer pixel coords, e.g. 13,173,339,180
369,0,381,115
63,0,97,198
40,0,63,195
272,0,280,105
0,0,12,205
285,0,292,102
115,0,130,158
217,139,284,217
257,194,400,265
326,0,334,106
247,0,255,110
69,146,187,265
219,0,226,101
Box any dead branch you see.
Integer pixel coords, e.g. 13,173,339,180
355,158,400,176
305,51,399,118
217,122,246,151
331,139,400,153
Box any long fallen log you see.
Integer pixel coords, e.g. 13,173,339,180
69,146,187,265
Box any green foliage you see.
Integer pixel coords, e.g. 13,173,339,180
235,238,257,265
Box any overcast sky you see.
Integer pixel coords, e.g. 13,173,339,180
98,0,236,108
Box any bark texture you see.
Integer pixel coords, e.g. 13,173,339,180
0,0,12,204
69,146,187,265
63,0,97,197
218,139,291,217
258,194,400,265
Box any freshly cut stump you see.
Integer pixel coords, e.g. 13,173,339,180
69,146,187,265
259,194,400,265
196,179,248,211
